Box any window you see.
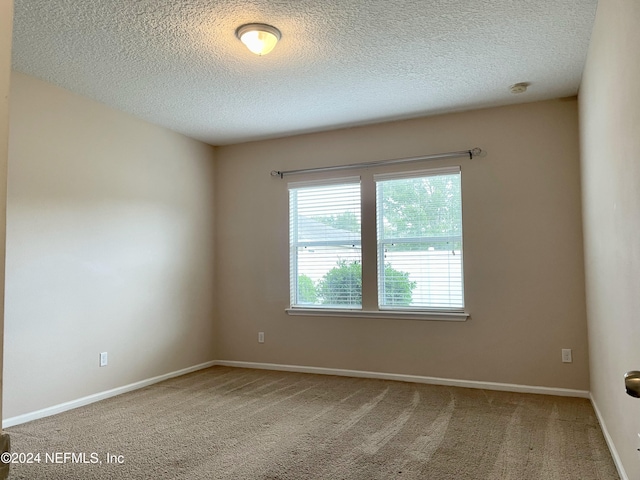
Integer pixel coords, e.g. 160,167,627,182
288,167,464,316
289,178,361,308
375,167,463,310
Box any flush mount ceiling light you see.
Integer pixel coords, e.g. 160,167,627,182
235,23,281,56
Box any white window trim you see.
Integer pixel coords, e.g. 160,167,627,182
286,168,469,322
375,167,464,311
289,177,362,308
285,307,469,322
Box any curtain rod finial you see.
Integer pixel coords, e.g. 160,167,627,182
270,170,283,178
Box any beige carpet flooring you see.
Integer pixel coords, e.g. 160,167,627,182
6,366,619,479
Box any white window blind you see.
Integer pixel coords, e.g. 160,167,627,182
375,167,464,310
289,178,362,308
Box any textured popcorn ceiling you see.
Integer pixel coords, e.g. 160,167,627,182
12,0,597,145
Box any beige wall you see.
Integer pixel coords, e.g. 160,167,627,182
215,99,589,390
4,72,217,419
579,0,640,478
0,0,14,424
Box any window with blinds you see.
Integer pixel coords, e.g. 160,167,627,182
375,167,464,310
289,178,362,308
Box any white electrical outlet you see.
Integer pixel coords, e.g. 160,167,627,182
258,332,265,343
100,352,108,367
561,349,572,363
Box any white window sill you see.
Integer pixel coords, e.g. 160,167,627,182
285,308,469,322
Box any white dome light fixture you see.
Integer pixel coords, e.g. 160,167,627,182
236,23,281,56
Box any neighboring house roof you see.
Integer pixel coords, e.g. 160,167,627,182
296,216,359,244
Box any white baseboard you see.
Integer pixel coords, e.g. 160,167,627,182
2,359,591,430
2,360,217,429
215,360,591,398
590,394,629,480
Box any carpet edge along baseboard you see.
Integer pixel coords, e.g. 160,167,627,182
2,360,218,428
3,359,589,429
